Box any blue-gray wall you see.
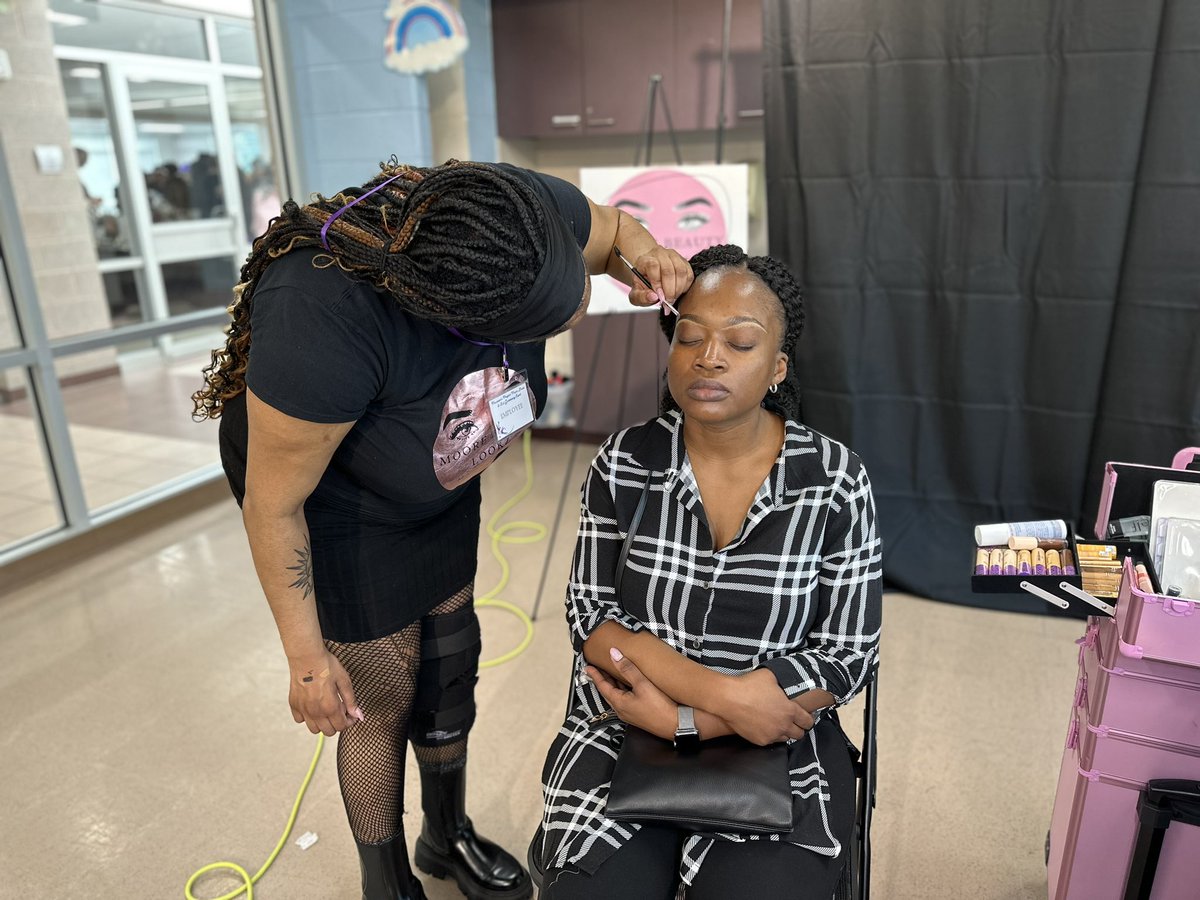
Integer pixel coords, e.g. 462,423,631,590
278,0,433,197
459,0,499,162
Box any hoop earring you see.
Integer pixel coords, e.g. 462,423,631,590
769,383,779,394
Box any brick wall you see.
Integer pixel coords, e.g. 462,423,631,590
0,0,115,380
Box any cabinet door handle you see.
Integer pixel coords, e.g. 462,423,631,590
551,114,582,127
587,117,616,127
737,109,765,119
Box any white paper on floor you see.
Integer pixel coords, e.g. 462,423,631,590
295,831,319,850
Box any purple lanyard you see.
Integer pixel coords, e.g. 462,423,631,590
319,180,513,375
319,172,405,251
447,327,510,373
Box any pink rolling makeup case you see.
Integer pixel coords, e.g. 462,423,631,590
1047,445,1200,899
1047,628,1200,898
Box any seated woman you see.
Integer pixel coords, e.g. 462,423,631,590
537,245,883,899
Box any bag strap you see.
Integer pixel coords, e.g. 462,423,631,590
616,478,652,588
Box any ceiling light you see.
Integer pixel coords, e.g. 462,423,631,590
139,123,186,134
45,10,89,27
159,0,253,17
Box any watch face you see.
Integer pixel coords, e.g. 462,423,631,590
673,729,700,752
674,705,699,750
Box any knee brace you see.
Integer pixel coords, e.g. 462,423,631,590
410,605,480,747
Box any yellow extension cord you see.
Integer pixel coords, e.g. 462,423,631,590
185,431,545,900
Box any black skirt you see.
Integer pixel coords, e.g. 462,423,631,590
219,392,481,643
304,485,481,642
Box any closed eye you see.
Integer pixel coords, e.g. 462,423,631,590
677,213,709,230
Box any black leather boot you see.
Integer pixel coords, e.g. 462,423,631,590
413,766,532,900
355,833,428,900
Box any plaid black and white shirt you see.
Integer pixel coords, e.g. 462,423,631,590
538,410,882,887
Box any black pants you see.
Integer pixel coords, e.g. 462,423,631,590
543,720,856,900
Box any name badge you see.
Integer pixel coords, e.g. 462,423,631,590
489,381,536,438
433,367,539,491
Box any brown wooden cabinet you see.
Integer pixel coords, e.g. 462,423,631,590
672,0,764,132
580,0,676,136
493,0,763,139
492,0,586,139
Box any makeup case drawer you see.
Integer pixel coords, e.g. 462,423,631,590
1078,631,1200,748
1088,615,1195,682
1113,556,1200,671
1069,692,1200,785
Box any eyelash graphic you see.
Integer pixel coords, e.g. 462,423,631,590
677,214,709,231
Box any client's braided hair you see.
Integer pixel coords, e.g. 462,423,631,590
192,158,547,420
658,243,806,421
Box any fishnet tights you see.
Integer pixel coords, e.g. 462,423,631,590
324,585,473,844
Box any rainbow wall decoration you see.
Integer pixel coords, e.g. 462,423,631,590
384,0,469,75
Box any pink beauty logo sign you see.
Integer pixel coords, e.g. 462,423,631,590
608,169,730,257
581,164,748,314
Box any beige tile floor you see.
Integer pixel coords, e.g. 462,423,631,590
0,439,1083,900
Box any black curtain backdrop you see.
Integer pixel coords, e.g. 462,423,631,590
763,1,1200,611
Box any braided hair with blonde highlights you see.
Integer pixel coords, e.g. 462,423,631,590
192,159,549,420
658,243,806,421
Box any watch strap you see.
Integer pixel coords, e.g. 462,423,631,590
674,704,700,751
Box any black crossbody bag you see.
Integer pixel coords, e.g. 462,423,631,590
603,478,795,834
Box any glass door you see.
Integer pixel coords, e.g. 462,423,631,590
59,59,150,332
110,65,244,326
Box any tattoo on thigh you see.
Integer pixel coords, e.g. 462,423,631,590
287,537,314,598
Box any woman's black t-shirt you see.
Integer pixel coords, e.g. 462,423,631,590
219,165,591,640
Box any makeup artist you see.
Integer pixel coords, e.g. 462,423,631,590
193,158,691,900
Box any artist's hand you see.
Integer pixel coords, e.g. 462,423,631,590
287,649,363,737
627,246,693,309
587,648,679,740
717,668,815,746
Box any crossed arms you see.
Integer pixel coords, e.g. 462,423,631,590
583,621,833,744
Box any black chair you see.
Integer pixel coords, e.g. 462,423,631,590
527,669,879,899
837,669,878,900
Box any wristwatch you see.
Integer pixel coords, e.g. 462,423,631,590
673,705,700,752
